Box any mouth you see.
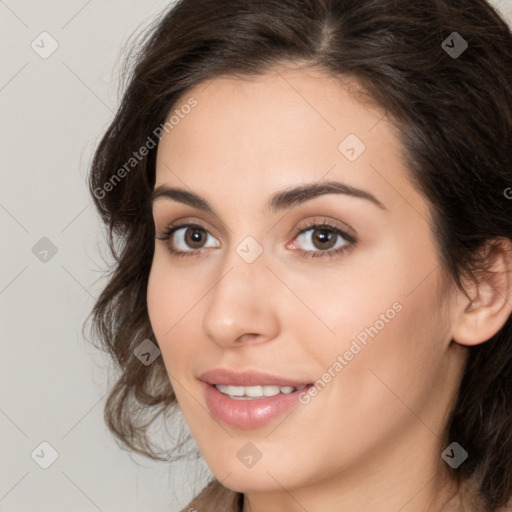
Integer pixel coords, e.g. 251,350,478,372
199,368,313,428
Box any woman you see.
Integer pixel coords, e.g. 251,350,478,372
87,0,512,510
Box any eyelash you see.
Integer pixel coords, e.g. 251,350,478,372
155,220,357,260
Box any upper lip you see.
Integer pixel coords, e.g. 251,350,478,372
199,368,311,387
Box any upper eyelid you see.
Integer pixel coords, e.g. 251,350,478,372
153,208,232,237
155,216,221,237
155,210,355,231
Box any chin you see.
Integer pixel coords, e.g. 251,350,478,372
203,454,305,493
216,472,292,494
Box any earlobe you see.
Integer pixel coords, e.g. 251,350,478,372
452,238,512,347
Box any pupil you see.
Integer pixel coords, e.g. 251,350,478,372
314,229,335,249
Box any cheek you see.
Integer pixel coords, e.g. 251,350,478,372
146,255,218,386
293,292,448,476
310,242,448,411
147,262,172,337
329,279,448,426
147,254,199,334
146,260,194,370
295,264,415,373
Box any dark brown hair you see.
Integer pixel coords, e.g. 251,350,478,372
86,0,512,510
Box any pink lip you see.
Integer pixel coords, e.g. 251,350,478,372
199,368,312,429
198,368,310,387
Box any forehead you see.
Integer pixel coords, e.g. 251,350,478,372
157,67,384,167
154,66,423,217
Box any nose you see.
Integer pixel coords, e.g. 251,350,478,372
201,248,280,349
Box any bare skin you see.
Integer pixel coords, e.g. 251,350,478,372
147,64,512,512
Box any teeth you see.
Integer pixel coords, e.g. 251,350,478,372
215,384,298,399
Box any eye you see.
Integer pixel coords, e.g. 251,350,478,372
155,219,356,260
156,222,220,257
289,221,356,259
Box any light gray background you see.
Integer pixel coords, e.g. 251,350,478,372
1,1,511,511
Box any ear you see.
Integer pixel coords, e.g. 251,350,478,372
452,237,512,346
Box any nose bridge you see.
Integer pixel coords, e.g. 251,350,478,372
201,236,280,347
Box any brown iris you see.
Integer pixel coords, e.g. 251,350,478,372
184,227,207,249
311,228,337,250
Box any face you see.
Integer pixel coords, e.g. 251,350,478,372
147,66,462,498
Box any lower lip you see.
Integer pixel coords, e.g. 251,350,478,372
202,382,310,429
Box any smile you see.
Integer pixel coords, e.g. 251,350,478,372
214,384,307,399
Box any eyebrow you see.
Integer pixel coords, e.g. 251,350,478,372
151,180,387,214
